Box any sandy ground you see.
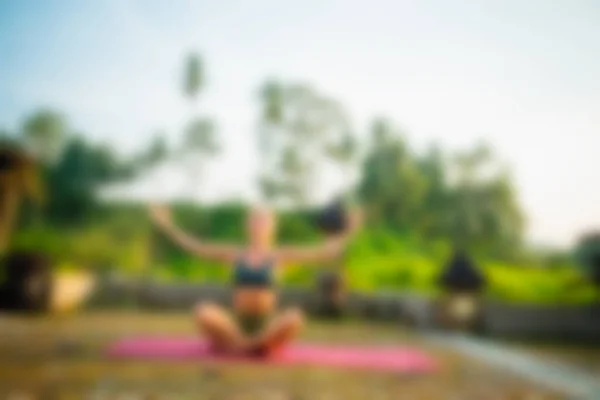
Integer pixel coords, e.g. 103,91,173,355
0,312,569,399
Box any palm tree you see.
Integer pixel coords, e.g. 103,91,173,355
182,117,219,199
258,81,284,204
180,53,222,199
183,53,204,102
0,143,44,254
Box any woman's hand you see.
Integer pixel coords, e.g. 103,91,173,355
149,203,173,229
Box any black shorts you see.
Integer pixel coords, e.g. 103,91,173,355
237,313,269,336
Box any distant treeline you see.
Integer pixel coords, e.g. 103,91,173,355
2,53,597,304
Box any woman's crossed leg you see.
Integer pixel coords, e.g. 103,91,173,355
194,302,304,356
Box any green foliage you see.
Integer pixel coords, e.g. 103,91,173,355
358,121,524,261
178,56,219,199
183,53,204,100
21,109,67,164
257,82,351,206
574,232,600,274
10,204,596,304
0,142,45,254
43,136,133,225
11,219,149,275
486,263,596,304
359,123,427,231
183,118,219,155
4,65,595,308
134,134,169,170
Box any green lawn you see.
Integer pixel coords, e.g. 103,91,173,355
0,312,566,399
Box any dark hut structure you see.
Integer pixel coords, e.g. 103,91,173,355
438,250,486,292
0,251,52,312
435,249,487,332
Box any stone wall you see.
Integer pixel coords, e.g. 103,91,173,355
482,302,600,341
89,278,408,320
88,278,600,342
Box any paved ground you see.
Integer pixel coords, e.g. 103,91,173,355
508,341,600,379
0,312,571,399
426,333,600,399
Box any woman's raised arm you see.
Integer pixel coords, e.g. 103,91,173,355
148,204,240,264
276,208,362,265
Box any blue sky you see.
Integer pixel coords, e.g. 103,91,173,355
1,0,599,247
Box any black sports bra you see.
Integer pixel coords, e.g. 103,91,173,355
232,256,275,288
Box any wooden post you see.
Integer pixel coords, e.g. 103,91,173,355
0,187,20,255
315,248,347,318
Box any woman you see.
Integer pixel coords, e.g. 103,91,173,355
149,203,360,356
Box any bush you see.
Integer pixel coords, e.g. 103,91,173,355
9,205,598,305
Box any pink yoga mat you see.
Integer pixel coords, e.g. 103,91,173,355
107,337,437,373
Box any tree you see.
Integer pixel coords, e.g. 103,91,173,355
0,144,44,253
45,137,129,224
446,143,523,254
478,171,524,256
21,109,67,164
574,232,600,286
356,122,524,257
183,53,204,101
417,144,449,237
179,52,220,199
258,81,285,203
257,81,350,207
260,80,284,125
182,117,219,199
358,119,427,230
0,129,13,143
